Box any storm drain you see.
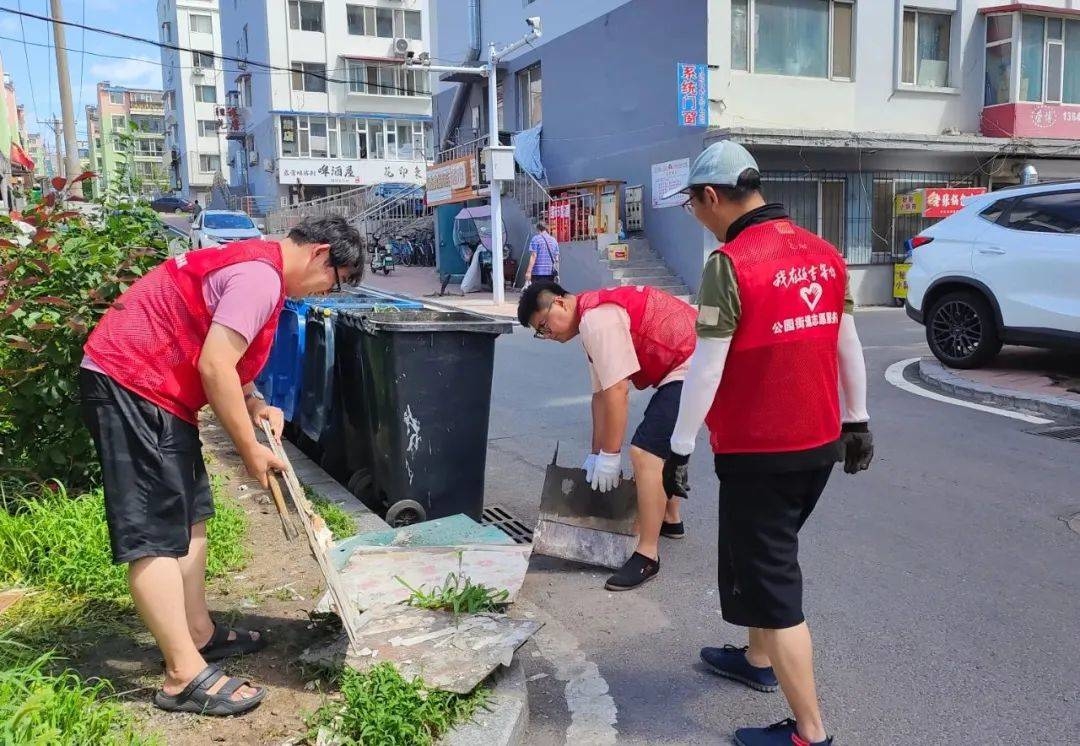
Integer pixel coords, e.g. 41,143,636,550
481,506,534,545
1029,426,1080,443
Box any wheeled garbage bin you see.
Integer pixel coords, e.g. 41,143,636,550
334,308,512,526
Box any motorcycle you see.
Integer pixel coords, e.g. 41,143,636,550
370,243,395,275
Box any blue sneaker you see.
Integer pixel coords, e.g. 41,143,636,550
734,718,832,746
700,645,778,692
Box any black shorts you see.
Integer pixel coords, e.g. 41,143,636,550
630,381,682,462
79,368,214,564
715,465,833,629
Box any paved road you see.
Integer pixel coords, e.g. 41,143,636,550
483,308,1080,744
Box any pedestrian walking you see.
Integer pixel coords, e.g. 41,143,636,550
518,281,696,590
662,141,873,746
79,215,365,717
524,221,559,284
192,199,203,218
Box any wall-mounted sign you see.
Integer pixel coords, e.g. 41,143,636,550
651,158,690,209
677,63,708,128
894,187,986,218
277,158,425,186
426,155,477,206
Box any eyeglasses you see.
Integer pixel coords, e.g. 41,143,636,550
533,320,551,339
681,196,695,214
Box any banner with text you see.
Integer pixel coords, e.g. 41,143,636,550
426,155,478,206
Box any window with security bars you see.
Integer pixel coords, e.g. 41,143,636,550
761,170,978,264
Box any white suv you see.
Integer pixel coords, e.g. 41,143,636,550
905,181,1080,369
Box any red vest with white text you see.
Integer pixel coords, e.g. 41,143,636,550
705,220,846,454
84,239,285,424
576,285,697,390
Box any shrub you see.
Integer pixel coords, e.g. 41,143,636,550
0,176,168,488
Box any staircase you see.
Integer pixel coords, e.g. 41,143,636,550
602,237,690,296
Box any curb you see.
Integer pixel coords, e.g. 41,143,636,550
283,443,529,746
916,358,1080,424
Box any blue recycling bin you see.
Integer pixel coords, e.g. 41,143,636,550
255,298,309,423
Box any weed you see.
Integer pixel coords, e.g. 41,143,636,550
397,573,510,615
0,590,138,659
0,481,247,600
0,634,160,745
206,475,248,578
305,663,489,746
303,486,358,540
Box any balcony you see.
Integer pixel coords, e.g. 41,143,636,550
129,100,164,115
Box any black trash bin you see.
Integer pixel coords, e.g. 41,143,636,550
335,308,513,526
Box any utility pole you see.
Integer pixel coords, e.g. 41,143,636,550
50,0,81,181
44,118,64,179
410,19,542,306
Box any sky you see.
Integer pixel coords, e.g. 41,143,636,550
0,0,163,142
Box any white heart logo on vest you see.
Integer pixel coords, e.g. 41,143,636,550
800,282,823,311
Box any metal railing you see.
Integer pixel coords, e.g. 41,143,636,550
506,168,551,227
435,134,488,164
350,184,431,241
265,185,372,234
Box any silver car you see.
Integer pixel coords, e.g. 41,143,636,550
191,210,265,248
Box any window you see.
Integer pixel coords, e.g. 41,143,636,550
346,61,428,96
403,10,422,40
984,14,1013,105
189,14,212,34
238,75,253,107
901,9,950,87
281,116,298,156
199,154,221,173
198,119,219,137
288,0,323,32
347,5,421,39
195,84,218,103
111,115,126,130
280,115,428,161
164,91,175,111
291,62,327,93
762,176,846,249
979,199,1010,224
1003,191,1080,234
161,21,172,42
518,64,542,129
1020,14,1074,104
135,139,164,157
736,0,854,80
1068,20,1080,104
131,115,164,133
376,7,393,37
193,50,215,69
109,91,124,105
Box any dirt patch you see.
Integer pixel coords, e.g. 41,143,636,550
67,427,342,745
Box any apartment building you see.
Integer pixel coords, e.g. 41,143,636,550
85,83,169,198
432,0,1080,303
157,0,231,203
219,0,433,209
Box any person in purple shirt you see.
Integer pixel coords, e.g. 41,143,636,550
525,221,560,285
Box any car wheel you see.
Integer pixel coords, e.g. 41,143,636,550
174,208,183,214
926,290,1002,369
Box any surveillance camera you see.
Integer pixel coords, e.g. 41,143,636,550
526,16,541,33
418,52,431,64
406,50,415,60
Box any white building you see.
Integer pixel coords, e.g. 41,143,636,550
219,0,433,210
157,0,231,203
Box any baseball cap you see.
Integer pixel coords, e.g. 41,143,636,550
661,140,760,201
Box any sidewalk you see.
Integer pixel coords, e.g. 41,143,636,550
363,266,522,320
917,347,1080,423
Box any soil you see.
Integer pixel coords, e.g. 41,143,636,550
69,423,343,746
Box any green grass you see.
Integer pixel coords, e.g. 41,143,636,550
306,663,489,746
303,486,358,540
0,635,160,746
398,573,510,615
0,479,247,600
0,590,139,660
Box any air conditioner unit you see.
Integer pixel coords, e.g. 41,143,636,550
392,38,410,57
248,150,259,166
216,107,226,117
237,60,248,70
264,157,275,173
191,67,205,77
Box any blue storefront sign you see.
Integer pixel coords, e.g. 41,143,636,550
676,63,708,128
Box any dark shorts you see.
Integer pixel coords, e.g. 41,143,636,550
79,368,214,564
530,273,558,284
715,465,833,629
630,381,682,462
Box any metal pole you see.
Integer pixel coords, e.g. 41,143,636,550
487,45,505,306
49,0,81,180
50,119,63,179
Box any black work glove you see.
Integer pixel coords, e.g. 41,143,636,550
839,422,874,474
663,452,691,498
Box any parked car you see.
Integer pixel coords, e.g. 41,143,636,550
190,210,264,249
905,180,1080,369
150,195,194,214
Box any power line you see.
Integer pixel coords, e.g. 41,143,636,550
0,4,434,96
76,0,85,132
43,0,52,118
14,0,39,121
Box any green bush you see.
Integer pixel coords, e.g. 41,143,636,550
0,177,168,488
306,663,489,746
304,486,358,540
0,637,158,746
0,481,247,600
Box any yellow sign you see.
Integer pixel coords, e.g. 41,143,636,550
894,192,924,216
893,262,911,299
607,243,629,262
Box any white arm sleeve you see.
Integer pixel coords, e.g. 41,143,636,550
669,336,731,456
838,313,869,423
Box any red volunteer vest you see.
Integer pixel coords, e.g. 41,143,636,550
84,239,286,424
705,220,846,454
576,285,697,390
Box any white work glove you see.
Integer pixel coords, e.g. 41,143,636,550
582,453,597,483
591,450,622,493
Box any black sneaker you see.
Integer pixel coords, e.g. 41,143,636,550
604,552,659,591
660,521,685,539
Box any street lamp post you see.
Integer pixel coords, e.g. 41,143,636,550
409,20,541,307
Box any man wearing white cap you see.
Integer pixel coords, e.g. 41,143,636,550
660,140,873,746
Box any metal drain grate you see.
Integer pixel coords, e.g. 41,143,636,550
1030,426,1080,442
481,506,534,545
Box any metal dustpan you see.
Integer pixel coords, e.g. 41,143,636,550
532,443,638,569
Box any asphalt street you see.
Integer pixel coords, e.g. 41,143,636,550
484,308,1080,744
